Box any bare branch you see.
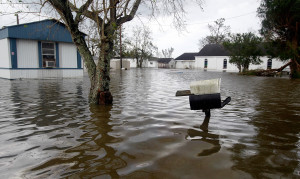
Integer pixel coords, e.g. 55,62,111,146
74,0,93,23
116,0,141,25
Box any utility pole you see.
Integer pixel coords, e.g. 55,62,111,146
120,25,122,69
15,14,19,25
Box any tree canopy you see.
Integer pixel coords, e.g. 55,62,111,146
223,32,263,72
258,0,300,78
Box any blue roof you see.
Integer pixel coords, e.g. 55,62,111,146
0,19,73,43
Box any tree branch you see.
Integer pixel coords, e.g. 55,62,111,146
116,0,141,26
74,0,94,23
69,1,104,25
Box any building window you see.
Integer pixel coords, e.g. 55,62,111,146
204,59,208,68
150,62,153,65
267,59,272,69
223,59,227,69
42,42,56,68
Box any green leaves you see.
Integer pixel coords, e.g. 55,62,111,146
223,32,263,72
258,0,300,59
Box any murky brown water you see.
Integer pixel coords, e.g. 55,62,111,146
0,69,300,178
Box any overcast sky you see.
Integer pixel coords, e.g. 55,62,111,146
125,0,262,58
0,0,262,58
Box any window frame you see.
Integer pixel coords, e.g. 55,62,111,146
204,59,208,68
223,59,227,69
41,42,56,68
267,59,272,69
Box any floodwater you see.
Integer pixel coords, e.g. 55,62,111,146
0,69,300,178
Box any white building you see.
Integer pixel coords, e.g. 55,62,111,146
195,44,289,72
110,57,150,69
174,53,198,69
148,58,158,68
157,58,175,68
110,58,130,69
0,19,83,79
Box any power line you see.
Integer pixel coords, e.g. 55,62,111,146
150,11,257,27
190,11,256,25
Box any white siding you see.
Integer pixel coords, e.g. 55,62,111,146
124,58,147,68
175,60,195,69
195,56,238,72
169,60,176,68
0,69,11,79
110,59,131,69
17,39,39,68
0,38,11,68
127,58,137,68
110,58,149,68
195,56,289,72
249,57,289,71
59,43,77,68
148,61,158,68
9,69,83,79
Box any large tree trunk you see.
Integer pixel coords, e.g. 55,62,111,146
73,26,113,105
289,59,300,78
290,22,300,78
89,28,114,105
139,57,143,68
242,63,249,73
47,0,142,105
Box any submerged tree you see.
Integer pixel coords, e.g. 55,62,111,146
198,18,230,49
223,32,263,72
258,0,300,78
45,0,143,105
2,0,204,104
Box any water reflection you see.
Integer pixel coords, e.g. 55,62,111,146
0,79,90,178
187,115,221,156
229,78,300,178
0,69,299,178
29,105,126,178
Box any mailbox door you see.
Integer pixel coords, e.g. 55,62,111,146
189,93,222,110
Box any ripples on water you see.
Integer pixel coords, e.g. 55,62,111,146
0,69,299,178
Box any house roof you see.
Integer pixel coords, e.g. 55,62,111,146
149,57,159,61
0,19,74,43
198,44,229,56
174,53,198,60
157,58,173,63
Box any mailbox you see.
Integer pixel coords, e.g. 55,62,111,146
176,78,231,117
188,79,231,112
189,93,221,110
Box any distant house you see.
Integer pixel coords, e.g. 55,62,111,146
195,44,234,71
109,57,131,69
174,53,198,69
148,58,159,68
0,19,83,79
157,58,174,68
195,44,289,72
110,57,151,69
